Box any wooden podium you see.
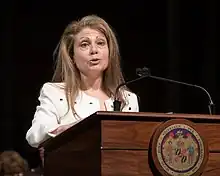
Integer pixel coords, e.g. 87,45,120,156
41,112,220,176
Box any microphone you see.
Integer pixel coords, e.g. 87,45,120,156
137,67,215,115
113,68,150,111
113,67,215,115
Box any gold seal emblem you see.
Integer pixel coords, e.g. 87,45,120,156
151,119,208,176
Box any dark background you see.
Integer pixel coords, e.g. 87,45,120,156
1,0,219,168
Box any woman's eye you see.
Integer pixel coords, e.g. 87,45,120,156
97,41,105,46
81,43,89,48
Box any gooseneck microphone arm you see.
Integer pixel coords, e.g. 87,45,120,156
113,67,215,115
113,75,149,111
147,74,215,115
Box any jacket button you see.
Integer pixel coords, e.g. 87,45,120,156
89,102,93,104
60,98,63,101
129,107,131,110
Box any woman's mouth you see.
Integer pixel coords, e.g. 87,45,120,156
89,58,100,65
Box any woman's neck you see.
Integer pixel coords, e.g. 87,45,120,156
80,74,103,92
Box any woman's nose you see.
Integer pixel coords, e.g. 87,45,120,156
90,44,98,54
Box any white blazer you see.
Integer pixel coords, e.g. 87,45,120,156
26,82,139,148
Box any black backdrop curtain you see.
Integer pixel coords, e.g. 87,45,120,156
1,0,219,168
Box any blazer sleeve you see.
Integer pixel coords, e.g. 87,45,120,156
26,83,60,148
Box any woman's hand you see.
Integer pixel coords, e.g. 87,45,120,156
40,124,73,167
50,124,73,135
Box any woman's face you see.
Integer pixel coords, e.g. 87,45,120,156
73,27,109,77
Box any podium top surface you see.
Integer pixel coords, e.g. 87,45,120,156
94,111,220,120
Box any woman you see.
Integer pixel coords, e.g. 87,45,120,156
26,14,139,148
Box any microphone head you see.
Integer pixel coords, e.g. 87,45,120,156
136,67,151,77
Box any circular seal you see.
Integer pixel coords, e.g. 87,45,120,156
151,119,208,176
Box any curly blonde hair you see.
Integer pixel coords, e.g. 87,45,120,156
52,14,127,113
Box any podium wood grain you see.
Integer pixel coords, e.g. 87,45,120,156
102,120,220,151
102,151,220,176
